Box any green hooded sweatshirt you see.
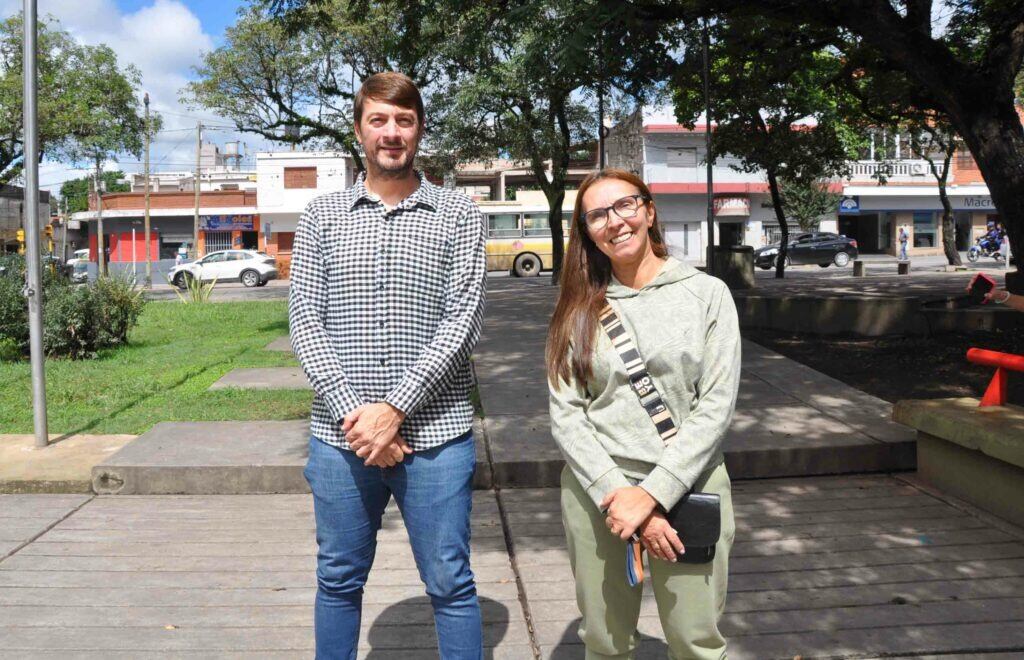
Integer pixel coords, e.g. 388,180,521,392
549,256,741,510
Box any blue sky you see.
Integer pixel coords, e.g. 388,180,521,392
116,0,244,45
1,0,278,193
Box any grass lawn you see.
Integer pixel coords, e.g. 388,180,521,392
0,300,312,435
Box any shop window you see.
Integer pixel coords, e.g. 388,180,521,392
284,167,318,189
913,211,937,248
277,232,295,253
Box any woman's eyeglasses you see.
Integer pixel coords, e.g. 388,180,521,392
582,194,648,231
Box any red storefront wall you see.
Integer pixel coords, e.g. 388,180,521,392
89,232,159,262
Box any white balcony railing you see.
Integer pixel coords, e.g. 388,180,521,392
847,160,945,181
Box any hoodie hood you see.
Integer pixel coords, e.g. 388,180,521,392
605,256,701,299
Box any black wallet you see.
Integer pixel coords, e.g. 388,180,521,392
666,491,721,564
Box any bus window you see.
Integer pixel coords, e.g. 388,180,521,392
562,211,572,232
487,213,521,238
523,213,550,237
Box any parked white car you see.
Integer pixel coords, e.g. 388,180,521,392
65,248,90,267
169,249,278,288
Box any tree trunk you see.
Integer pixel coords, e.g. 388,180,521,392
947,105,1024,291
546,188,566,285
767,168,789,279
932,143,961,266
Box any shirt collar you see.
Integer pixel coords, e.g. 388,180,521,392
349,170,439,212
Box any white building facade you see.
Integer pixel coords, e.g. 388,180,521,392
255,151,354,275
606,107,1003,262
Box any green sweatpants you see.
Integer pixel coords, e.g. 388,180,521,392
560,462,735,660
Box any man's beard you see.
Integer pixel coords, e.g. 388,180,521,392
369,145,416,179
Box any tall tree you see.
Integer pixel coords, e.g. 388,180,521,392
908,120,961,265
0,15,149,186
842,62,964,265
635,0,1024,289
257,0,676,280
780,178,841,233
59,171,130,214
673,17,863,277
427,0,678,280
183,1,445,170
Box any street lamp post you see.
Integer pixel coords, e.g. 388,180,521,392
22,0,48,448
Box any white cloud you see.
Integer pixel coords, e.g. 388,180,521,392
3,0,277,194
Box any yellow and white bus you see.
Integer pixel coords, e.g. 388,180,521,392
479,201,571,276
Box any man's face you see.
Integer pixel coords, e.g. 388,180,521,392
355,98,422,178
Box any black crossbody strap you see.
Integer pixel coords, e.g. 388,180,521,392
598,303,678,444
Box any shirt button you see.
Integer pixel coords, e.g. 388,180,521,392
379,321,385,328
380,359,387,366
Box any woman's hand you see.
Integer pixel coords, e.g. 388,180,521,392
639,511,685,562
600,486,658,540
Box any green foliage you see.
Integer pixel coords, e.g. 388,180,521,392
778,178,840,232
0,255,145,360
673,18,863,184
59,171,131,214
671,16,865,277
0,336,19,362
0,14,155,185
184,1,444,168
171,273,218,304
0,301,310,434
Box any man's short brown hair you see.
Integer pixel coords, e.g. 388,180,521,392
353,72,424,127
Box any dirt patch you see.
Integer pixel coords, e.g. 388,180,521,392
744,328,1024,405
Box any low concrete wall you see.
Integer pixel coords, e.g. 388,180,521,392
894,397,1024,527
734,295,1024,336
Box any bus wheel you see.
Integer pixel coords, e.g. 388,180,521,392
513,253,542,277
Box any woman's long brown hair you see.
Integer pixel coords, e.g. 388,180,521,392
546,168,669,388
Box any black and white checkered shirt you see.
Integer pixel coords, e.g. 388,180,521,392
288,172,486,451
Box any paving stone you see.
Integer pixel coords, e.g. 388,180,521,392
209,367,310,390
265,336,294,353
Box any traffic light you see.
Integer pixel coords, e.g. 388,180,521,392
44,225,53,239
16,229,24,243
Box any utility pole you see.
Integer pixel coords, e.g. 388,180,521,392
703,18,716,273
597,37,606,169
143,92,152,287
192,121,201,260
23,0,48,448
60,197,67,261
95,155,106,277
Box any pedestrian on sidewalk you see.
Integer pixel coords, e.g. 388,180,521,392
289,72,487,660
546,169,740,659
898,225,910,261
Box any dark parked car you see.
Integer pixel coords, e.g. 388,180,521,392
755,232,859,269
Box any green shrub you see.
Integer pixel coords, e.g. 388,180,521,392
0,256,146,360
171,272,218,304
93,273,146,343
0,336,21,361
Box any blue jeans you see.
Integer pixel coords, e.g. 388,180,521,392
304,432,482,660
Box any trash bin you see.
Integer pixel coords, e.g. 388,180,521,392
711,245,755,289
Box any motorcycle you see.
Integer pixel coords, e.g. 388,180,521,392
967,235,1005,263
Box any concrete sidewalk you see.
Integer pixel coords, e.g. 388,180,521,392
476,278,916,488
3,474,1022,658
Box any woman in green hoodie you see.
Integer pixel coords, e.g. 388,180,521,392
546,169,740,659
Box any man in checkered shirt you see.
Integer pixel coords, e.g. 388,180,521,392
289,72,486,660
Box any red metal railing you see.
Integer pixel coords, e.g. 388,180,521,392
967,348,1024,407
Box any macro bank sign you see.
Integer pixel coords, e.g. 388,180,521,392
958,196,995,210
838,196,860,214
